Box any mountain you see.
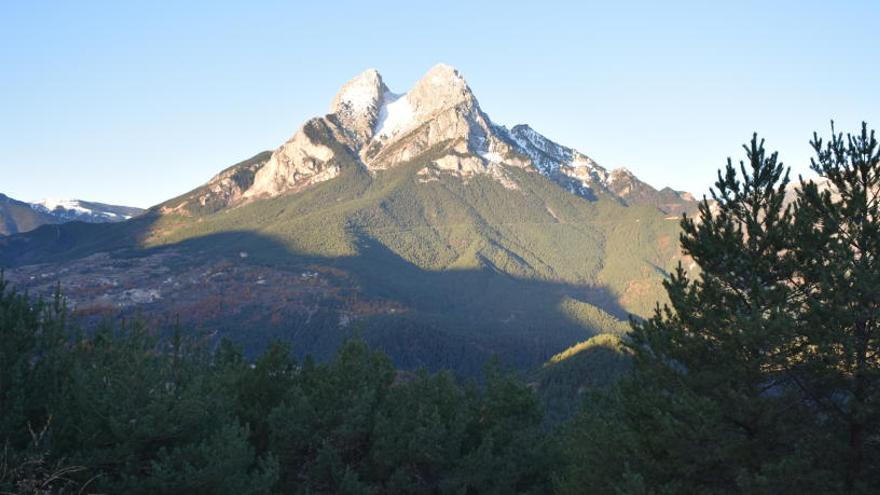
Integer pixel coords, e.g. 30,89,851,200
31,198,144,223
0,193,60,235
0,64,697,373
0,194,143,236
160,64,693,216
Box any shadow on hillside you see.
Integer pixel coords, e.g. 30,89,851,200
0,210,163,266
0,216,633,374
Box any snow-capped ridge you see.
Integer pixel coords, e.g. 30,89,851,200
506,124,604,178
29,198,144,222
33,198,93,215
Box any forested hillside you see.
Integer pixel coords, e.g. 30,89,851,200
0,153,687,374
0,278,559,494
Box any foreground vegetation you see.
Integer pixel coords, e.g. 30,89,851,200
2,123,879,493
559,123,880,493
1,282,561,494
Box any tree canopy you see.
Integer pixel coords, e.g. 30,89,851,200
560,123,880,494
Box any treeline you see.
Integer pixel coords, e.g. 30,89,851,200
0,283,557,494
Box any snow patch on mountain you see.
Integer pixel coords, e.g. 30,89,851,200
479,150,504,163
33,198,94,215
506,124,602,177
30,198,142,222
374,91,415,139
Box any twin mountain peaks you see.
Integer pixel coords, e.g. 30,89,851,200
166,63,693,216
1,64,698,373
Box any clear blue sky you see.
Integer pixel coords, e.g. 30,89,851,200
2,1,878,208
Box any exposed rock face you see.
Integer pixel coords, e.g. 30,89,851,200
169,63,695,214
198,154,268,207
363,63,515,173
156,152,271,215
408,64,473,116
244,119,341,200
330,68,388,147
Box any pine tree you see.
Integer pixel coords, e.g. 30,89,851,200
560,124,880,493
559,133,838,493
268,339,395,493
792,122,880,491
624,134,821,491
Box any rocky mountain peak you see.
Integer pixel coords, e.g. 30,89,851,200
360,64,500,173
370,64,481,143
192,64,695,214
330,68,389,145
331,69,385,112
405,63,476,114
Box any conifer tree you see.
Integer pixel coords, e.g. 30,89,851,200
560,133,841,493
561,124,880,493
630,134,825,491
792,122,880,491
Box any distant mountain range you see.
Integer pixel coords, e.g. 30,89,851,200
0,64,698,373
0,194,143,235
31,198,144,223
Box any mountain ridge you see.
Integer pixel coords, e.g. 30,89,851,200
31,198,144,223
0,193,143,236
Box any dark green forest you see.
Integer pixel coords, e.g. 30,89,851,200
3,123,880,493
2,283,560,494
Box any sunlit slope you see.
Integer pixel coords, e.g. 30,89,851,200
141,149,683,319
530,333,632,422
